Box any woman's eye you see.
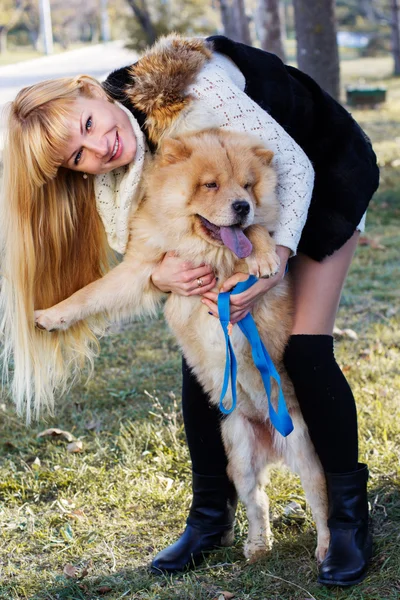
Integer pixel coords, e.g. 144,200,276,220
85,116,92,131
204,182,217,189
74,149,83,165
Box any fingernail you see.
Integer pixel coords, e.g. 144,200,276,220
208,311,213,316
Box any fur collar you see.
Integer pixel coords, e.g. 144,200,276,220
125,35,213,146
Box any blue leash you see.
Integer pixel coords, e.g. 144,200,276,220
217,274,294,437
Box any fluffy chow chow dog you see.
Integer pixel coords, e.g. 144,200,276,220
35,129,329,561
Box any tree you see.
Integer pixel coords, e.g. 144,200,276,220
391,0,400,75
256,0,285,61
337,0,400,75
0,0,24,54
125,0,217,51
293,0,340,100
218,0,252,44
125,0,157,46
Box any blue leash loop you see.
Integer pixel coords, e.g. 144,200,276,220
217,274,294,437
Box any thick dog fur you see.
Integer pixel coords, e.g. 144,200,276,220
127,35,213,146
35,129,329,562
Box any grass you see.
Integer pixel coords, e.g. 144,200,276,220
1,57,400,599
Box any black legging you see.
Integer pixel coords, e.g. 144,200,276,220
182,359,228,476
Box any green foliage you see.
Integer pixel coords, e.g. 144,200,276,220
125,0,218,51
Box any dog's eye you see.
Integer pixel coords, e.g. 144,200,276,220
204,182,217,189
244,183,252,190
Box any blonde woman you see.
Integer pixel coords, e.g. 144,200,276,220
0,35,378,586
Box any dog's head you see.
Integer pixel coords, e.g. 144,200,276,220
146,129,278,258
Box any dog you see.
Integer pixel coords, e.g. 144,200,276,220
34,129,329,562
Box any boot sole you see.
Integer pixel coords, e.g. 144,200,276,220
318,570,368,587
150,542,234,575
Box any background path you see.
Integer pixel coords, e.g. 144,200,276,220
0,41,138,151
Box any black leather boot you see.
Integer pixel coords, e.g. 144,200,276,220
150,472,237,573
318,463,372,587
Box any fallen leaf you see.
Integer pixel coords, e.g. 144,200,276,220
96,586,113,594
3,441,17,450
37,428,74,442
67,441,83,453
156,475,174,491
63,564,78,578
358,236,385,250
59,498,76,509
283,500,306,521
80,566,89,578
214,593,235,600
341,365,351,373
68,509,86,521
31,457,41,469
342,328,358,340
333,327,358,340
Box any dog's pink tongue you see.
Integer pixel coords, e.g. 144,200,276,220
220,226,252,258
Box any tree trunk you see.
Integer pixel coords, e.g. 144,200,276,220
256,0,286,62
232,0,252,45
0,27,7,54
219,0,252,44
219,0,238,40
391,0,400,75
293,0,340,100
0,4,24,55
126,0,157,46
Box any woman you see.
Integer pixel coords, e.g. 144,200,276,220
0,35,379,586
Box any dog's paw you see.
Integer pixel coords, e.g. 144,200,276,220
315,534,330,564
246,251,280,279
244,535,273,562
34,309,70,332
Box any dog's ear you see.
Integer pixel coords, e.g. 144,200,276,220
254,148,274,166
159,138,192,165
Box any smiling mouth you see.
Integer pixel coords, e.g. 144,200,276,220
197,215,253,258
108,132,122,162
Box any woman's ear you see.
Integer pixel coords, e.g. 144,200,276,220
158,138,192,165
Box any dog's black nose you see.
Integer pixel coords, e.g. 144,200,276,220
232,200,250,217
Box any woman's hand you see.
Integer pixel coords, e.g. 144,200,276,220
151,251,216,296
201,245,291,323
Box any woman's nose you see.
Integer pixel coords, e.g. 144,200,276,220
85,136,109,158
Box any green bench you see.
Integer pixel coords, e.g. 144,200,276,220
346,86,387,107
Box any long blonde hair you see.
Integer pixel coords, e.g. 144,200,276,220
0,76,115,421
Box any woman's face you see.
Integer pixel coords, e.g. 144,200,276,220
62,94,137,175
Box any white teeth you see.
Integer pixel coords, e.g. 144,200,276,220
111,136,119,159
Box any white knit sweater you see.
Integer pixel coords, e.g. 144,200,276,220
186,53,315,255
